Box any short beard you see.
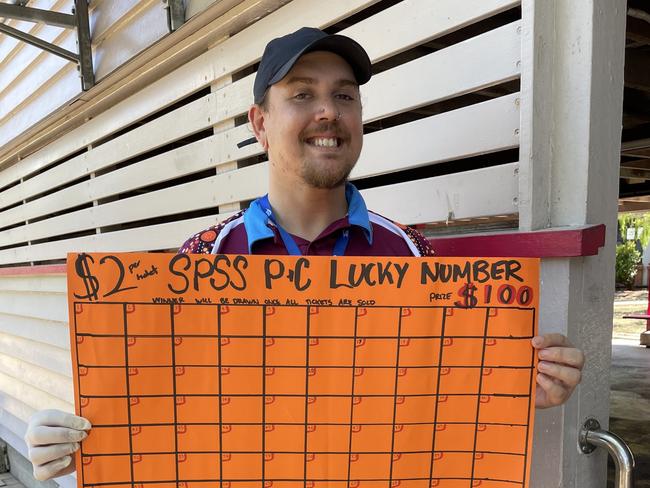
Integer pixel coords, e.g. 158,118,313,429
299,157,356,189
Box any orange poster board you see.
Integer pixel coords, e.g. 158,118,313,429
67,253,539,488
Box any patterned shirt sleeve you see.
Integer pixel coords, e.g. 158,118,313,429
178,225,221,254
398,223,435,257
178,211,246,254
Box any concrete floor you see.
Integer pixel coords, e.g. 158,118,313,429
608,338,650,487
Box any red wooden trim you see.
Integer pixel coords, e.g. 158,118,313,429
0,225,606,275
428,224,606,258
0,264,66,276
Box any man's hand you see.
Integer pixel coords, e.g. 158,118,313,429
25,409,91,481
532,333,585,409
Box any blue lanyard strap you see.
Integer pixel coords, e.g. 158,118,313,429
258,195,350,256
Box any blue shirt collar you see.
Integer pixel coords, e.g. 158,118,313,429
244,182,373,253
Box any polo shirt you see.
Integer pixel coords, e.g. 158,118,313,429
179,183,433,257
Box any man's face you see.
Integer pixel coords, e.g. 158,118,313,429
251,50,364,189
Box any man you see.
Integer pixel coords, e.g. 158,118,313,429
25,27,584,481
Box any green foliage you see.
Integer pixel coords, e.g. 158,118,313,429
618,213,650,248
615,242,642,288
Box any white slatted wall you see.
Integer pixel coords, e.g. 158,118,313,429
0,0,523,485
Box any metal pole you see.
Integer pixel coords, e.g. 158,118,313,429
0,22,78,63
0,3,75,28
579,418,635,488
73,0,94,91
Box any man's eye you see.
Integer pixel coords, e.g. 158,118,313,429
294,93,310,100
336,93,355,101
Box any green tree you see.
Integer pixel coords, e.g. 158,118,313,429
616,242,642,288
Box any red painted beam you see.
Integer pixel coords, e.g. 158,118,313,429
0,225,606,275
428,224,606,258
0,264,66,276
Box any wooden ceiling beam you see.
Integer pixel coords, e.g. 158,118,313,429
621,167,650,180
618,200,650,212
621,158,650,170
626,16,650,45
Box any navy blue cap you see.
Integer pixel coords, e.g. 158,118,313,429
237,27,372,149
253,27,372,104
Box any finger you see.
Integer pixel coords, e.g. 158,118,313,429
29,442,79,467
538,347,585,369
26,425,88,446
532,333,571,349
33,455,73,482
30,410,91,431
537,361,582,387
536,372,569,407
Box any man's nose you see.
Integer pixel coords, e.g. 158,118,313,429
316,98,339,121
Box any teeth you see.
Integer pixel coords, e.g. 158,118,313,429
311,138,338,147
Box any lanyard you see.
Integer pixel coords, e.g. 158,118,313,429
258,195,350,256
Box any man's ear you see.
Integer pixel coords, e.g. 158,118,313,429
248,104,268,151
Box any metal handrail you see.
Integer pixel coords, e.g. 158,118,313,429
579,418,635,488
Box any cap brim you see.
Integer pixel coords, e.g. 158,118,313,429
267,34,372,88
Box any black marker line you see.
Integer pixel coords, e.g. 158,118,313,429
469,308,491,486
428,306,448,485
169,304,179,488
262,305,267,487
303,306,311,488
388,307,403,487
123,304,135,488
217,304,223,488
521,308,536,488
346,307,359,486
73,304,86,488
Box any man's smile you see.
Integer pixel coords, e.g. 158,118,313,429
305,136,343,148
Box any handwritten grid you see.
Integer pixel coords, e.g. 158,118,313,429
73,302,535,488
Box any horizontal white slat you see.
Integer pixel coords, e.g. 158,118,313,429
92,0,156,46
0,30,75,124
0,62,80,152
0,93,519,248
0,275,66,293
0,291,68,323
93,0,168,81
0,0,378,188
0,313,70,350
354,93,520,178
0,215,221,264
0,332,71,378
0,0,56,64
216,18,521,124
0,355,73,404
0,14,66,96
0,394,34,434
0,410,29,459
0,370,73,414
0,94,216,211
0,135,224,228
363,22,520,122
346,0,519,63
361,163,519,224
0,162,519,265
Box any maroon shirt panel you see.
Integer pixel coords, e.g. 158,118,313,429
215,218,414,256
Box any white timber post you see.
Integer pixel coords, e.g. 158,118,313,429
519,0,626,486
